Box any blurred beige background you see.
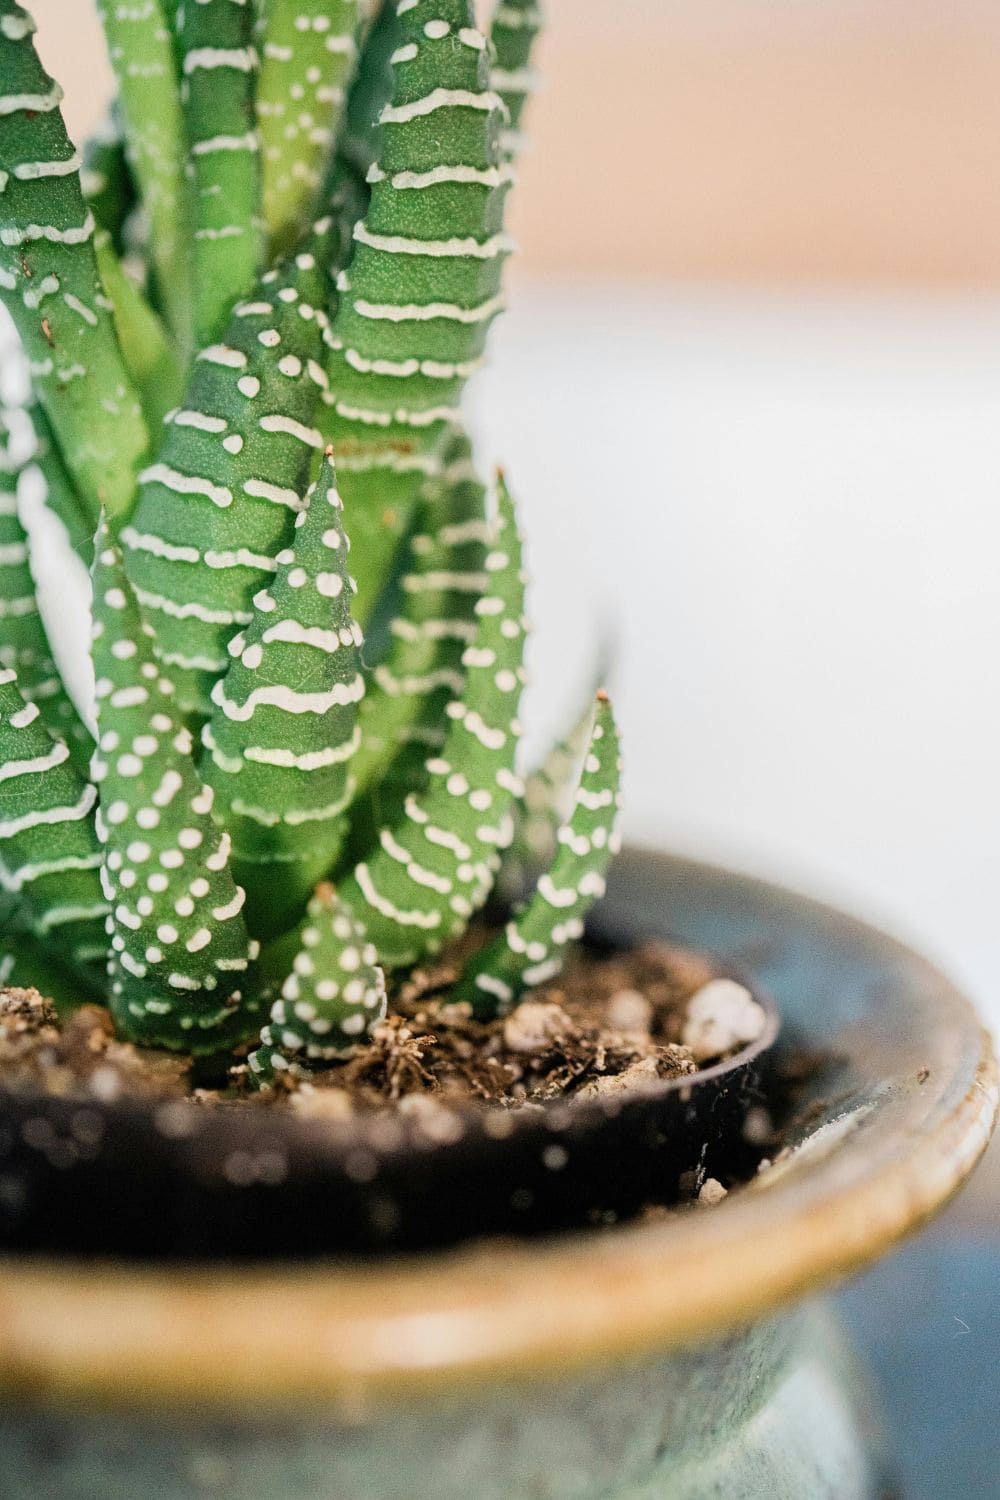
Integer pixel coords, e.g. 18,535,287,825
30,0,1000,284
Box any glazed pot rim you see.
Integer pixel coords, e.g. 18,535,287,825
0,848,994,1412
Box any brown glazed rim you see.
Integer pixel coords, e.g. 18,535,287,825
0,855,995,1414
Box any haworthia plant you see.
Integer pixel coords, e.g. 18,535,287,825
256,0,367,258
21,398,95,563
248,882,386,1080
498,620,619,900
491,0,542,162
334,471,526,966
0,0,148,522
0,405,91,771
454,694,622,1017
322,0,515,616
122,220,342,720
90,520,254,1051
96,0,191,346
0,0,627,1083
0,664,107,994
202,449,366,939
79,106,135,256
94,228,183,431
345,427,490,842
178,0,264,348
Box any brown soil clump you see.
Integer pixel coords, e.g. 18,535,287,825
0,940,762,1117
0,990,189,1103
287,940,716,1113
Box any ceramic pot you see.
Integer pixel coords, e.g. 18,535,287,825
0,849,994,1499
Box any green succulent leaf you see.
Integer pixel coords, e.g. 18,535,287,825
336,471,527,966
178,0,264,348
336,0,402,180
248,884,386,1085
0,405,92,773
80,105,136,253
22,399,94,565
0,934,83,1013
90,521,255,1052
202,449,365,939
346,427,488,850
0,0,149,523
94,230,183,431
321,0,515,617
96,0,191,345
123,219,346,722
256,0,366,259
498,637,617,904
0,665,107,988
454,693,622,1018
490,0,542,160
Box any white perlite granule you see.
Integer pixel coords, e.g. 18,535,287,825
605,988,653,1035
502,1001,570,1054
695,1182,728,1206
698,1177,729,1206
681,979,767,1064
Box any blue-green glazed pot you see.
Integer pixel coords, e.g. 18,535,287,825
0,850,994,1499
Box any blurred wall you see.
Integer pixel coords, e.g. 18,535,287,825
29,0,1000,284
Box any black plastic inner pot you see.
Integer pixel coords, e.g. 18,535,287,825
0,868,780,1260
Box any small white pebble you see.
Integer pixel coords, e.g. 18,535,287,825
698,1177,729,1206
502,1001,569,1054
88,1065,121,1103
681,979,767,1064
606,988,653,1035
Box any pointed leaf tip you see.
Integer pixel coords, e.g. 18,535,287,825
335,465,529,966
201,445,365,938
454,693,622,1017
91,540,254,1051
249,885,387,1083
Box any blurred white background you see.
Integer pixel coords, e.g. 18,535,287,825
17,1,1000,1022
472,288,1000,1022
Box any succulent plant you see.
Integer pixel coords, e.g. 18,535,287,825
0,0,623,1086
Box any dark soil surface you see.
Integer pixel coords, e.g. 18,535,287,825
0,939,769,1120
